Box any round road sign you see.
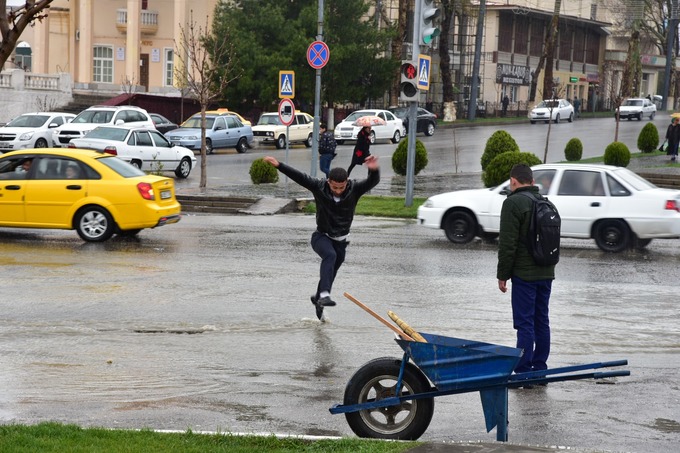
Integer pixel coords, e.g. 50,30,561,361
307,41,330,69
278,98,295,126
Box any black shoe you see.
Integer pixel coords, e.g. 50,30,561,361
317,296,336,307
310,294,318,305
315,303,325,321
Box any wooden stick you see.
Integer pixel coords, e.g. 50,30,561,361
343,292,415,342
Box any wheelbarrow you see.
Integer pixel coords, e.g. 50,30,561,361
329,293,630,441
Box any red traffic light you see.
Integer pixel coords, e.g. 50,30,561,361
401,62,417,80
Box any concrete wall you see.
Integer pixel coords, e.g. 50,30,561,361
0,70,73,123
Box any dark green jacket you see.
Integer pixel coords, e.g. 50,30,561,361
496,185,556,281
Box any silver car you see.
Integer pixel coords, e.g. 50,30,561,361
529,99,574,124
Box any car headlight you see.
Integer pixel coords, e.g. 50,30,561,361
267,131,274,137
422,199,433,208
185,136,198,140
19,132,34,141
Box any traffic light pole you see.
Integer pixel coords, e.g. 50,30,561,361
404,0,423,207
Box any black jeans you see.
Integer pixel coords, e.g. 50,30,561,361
311,231,348,297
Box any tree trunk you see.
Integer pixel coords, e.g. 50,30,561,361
439,0,455,121
389,0,409,106
529,0,560,101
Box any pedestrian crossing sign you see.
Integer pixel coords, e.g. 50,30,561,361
279,70,295,99
417,55,431,91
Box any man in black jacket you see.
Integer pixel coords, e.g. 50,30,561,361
263,155,380,321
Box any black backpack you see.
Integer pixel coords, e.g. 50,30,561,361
518,191,561,266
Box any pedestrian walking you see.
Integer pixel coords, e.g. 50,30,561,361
502,95,510,117
665,117,680,162
262,155,380,321
573,97,581,118
497,164,557,378
318,122,337,178
347,126,372,177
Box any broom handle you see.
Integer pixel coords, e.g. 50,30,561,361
343,292,415,342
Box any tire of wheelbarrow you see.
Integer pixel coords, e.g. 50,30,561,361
343,357,435,440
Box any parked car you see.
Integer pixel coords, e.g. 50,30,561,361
334,109,405,145
388,107,437,136
52,105,155,147
529,99,574,124
207,108,252,126
0,112,75,151
165,112,253,154
252,112,314,149
0,149,181,242
149,113,179,134
68,126,196,178
417,163,680,253
615,98,656,121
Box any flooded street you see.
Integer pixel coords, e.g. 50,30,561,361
0,213,678,452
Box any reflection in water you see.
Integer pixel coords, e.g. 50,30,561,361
312,325,336,378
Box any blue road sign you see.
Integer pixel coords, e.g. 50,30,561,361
307,41,330,70
418,55,431,91
279,70,294,99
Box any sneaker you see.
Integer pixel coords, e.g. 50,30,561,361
317,296,336,307
310,294,318,305
315,303,325,321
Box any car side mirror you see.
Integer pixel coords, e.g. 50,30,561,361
499,186,511,196
115,119,124,125
48,123,58,128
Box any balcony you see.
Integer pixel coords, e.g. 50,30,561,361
116,9,158,35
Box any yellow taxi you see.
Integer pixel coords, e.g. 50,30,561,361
206,108,252,126
0,149,181,242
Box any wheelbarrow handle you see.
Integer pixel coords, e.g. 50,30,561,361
343,292,415,342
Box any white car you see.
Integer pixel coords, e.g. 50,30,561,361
417,163,680,252
252,112,314,149
529,99,574,124
615,98,657,121
334,109,405,145
68,125,196,178
0,112,75,151
52,105,155,147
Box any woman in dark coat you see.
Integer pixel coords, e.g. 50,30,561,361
347,126,372,176
665,117,680,162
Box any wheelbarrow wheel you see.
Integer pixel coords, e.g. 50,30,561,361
343,357,434,440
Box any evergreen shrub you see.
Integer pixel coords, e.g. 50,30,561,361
392,138,429,176
249,158,279,184
637,122,660,153
603,142,631,167
482,151,542,188
480,130,519,171
564,138,583,161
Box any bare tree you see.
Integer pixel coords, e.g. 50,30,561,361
539,84,566,163
120,74,138,105
529,0,561,102
388,0,409,107
0,0,55,69
439,0,456,121
174,12,240,190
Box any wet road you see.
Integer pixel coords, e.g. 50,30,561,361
0,213,678,452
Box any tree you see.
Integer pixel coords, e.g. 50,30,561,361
388,0,409,107
529,0,561,102
175,12,240,190
212,0,396,113
0,0,55,69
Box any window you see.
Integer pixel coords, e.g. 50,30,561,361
559,25,572,61
514,16,528,55
606,174,631,197
214,117,226,130
135,131,153,146
225,116,240,129
585,32,599,65
530,19,544,57
557,170,604,196
164,48,174,86
533,170,556,195
150,131,171,147
93,46,113,83
498,13,513,53
573,28,585,62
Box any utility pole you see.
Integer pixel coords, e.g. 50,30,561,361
662,0,677,111
310,0,324,177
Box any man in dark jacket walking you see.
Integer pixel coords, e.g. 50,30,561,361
263,155,380,321
497,164,556,376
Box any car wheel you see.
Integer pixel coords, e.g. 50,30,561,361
369,131,376,144
75,206,115,242
442,210,477,244
594,219,631,253
638,112,643,121
130,160,142,169
175,157,192,178
530,120,536,124
304,133,313,148
568,112,573,123
34,138,49,148
337,140,345,145
235,137,248,154
275,135,286,149
391,130,401,144
633,236,653,249
554,113,560,124
425,122,435,136
205,139,214,155
650,111,655,120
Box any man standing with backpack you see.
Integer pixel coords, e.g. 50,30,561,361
497,164,560,378
318,122,337,178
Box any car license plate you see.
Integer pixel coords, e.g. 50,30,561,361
0,142,12,149
341,133,351,137
160,190,172,200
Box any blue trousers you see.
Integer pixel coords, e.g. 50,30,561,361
511,276,552,373
319,153,334,178
311,231,348,297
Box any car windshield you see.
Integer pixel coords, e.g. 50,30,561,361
181,116,215,129
72,110,114,124
96,155,146,177
344,111,376,121
6,115,50,128
623,100,643,106
257,115,282,126
390,108,408,118
612,167,657,191
537,101,559,109
83,127,129,141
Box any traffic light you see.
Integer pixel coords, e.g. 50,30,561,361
399,60,419,102
419,0,441,47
